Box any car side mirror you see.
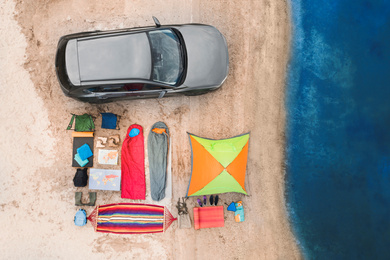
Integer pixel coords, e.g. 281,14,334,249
153,16,161,28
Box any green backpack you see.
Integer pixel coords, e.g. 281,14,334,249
67,114,95,132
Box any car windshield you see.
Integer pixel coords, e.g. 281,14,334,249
148,29,183,85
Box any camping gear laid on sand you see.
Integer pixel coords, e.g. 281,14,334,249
72,131,94,138
96,137,107,148
89,169,121,191
72,132,94,167
87,203,176,234
73,168,88,187
193,206,224,230
74,153,88,167
74,143,93,167
74,209,87,226
67,114,95,132
121,124,145,199
227,202,236,212
234,201,245,222
209,195,219,206
77,144,93,161
148,122,170,201
186,133,250,196
101,113,120,130
96,135,120,148
176,198,191,229
107,134,120,147
227,201,245,222
98,149,119,165
75,192,96,206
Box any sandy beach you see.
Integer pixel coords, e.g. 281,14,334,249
0,0,300,259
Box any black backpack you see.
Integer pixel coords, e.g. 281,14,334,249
73,168,88,187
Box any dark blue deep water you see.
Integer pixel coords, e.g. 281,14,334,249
286,1,390,259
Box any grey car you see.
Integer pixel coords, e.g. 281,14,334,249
55,17,229,103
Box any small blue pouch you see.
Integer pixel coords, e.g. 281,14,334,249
77,143,93,161
101,113,118,129
74,154,89,167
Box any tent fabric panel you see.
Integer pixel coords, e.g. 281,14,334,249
191,134,249,168
226,141,249,191
187,135,224,196
190,170,248,196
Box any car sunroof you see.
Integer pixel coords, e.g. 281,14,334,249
77,33,152,82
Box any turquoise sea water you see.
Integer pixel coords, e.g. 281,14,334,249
286,0,390,259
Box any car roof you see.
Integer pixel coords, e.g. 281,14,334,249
69,32,152,84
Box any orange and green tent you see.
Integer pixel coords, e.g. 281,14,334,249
186,133,249,197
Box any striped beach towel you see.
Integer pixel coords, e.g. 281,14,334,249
193,206,224,229
87,203,176,234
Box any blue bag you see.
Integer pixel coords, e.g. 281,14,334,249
74,209,87,226
101,113,119,130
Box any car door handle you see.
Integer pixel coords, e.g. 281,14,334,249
158,91,167,99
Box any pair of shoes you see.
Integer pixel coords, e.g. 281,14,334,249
107,134,120,147
197,198,203,207
209,195,219,206
75,192,97,206
96,137,107,148
97,135,121,148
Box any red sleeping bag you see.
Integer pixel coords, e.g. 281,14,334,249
121,124,145,199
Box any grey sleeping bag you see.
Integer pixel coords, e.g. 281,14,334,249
148,122,169,201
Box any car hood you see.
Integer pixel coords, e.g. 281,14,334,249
175,25,229,89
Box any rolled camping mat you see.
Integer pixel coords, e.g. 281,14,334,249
87,203,177,234
121,124,145,199
148,122,169,201
72,131,94,138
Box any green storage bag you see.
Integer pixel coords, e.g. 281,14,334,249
67,114,95,132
